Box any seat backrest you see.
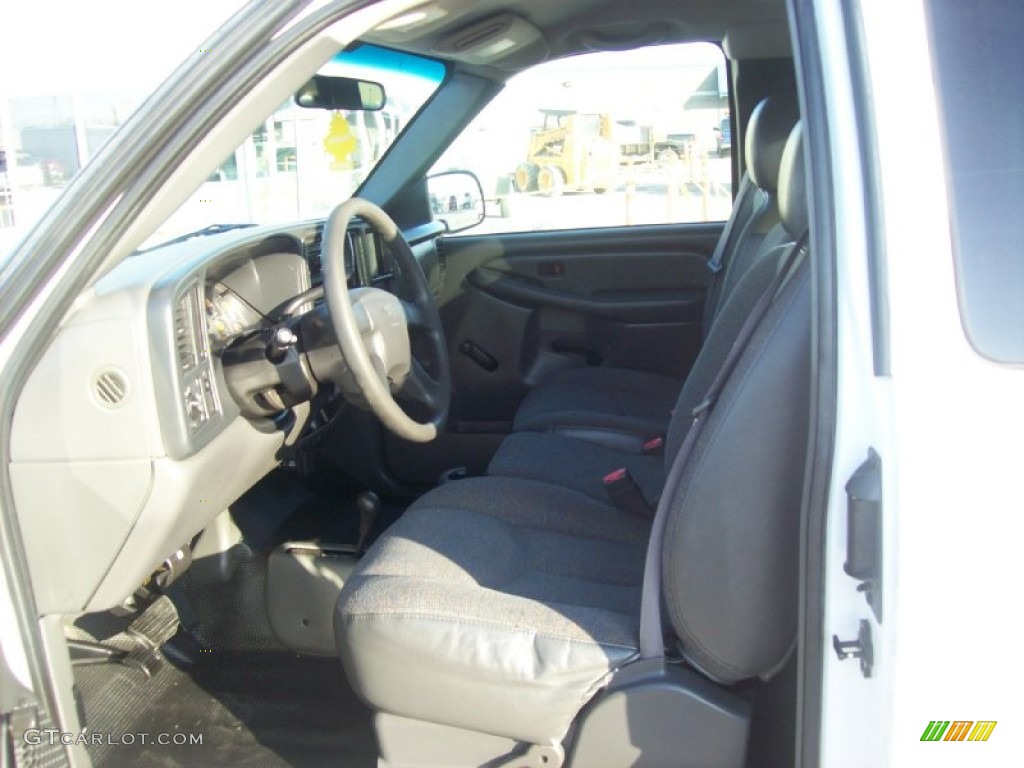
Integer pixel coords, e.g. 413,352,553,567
665,121,806,463
662,123,810,683
702,94,799,336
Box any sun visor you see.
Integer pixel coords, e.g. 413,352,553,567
723,22,792,60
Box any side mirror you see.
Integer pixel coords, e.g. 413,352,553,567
294,75,386,111
427,171,485,233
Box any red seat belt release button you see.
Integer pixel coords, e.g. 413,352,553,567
641,436,664,455
603,468,654,518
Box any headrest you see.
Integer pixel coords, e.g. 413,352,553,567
746,95,799,192
777,121,808,238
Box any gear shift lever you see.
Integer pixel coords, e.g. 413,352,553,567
355,491,381,554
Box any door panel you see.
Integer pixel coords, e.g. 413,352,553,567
467,267,701,322
436,223,722,427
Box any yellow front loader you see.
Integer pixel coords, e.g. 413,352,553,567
512,110,620,196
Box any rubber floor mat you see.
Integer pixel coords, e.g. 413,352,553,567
71,545,377,767
74,649,375,768
68,468,402,767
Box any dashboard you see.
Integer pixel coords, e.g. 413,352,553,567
156,222,398,458
155,234,310,458
8,215,435,616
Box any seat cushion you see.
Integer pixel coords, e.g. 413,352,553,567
335,477,649,744
512,366,679,438
488,431,665,505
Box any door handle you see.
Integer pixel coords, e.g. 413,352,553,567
845,448,883,622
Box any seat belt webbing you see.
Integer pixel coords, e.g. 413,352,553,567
703,176,774,334
705,174,754,276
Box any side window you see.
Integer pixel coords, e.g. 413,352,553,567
926,0,1024,362
433,43,730,235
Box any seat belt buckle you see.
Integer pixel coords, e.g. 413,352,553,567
641,436,664,456
706,257,723,275
603,468,654,518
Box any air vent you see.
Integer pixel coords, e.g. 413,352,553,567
304,224,324,285
94,370,128,407
432,240,448,301
374,233,394,282
436,238,448,275
173,285,205,372
345,231,358,286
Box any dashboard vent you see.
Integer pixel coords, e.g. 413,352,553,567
304,224,324,285
427,239,447,301
173,285,205,372
345,231,359,286
94,370,128,407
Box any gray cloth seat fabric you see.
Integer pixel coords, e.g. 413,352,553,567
490,238,800,502
490,116,805,501
335,123,811,754
510,94,799,442
335,477,651,744
701,93,798,328
489,430,665,504
335,255,811,748
512,366,679,437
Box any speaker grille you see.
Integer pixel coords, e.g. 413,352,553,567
95,370,128,406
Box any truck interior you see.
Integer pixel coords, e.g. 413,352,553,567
2,0,839,766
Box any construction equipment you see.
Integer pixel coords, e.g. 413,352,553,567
512,110,619,196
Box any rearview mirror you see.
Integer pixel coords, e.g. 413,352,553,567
294,75,386,111
428,171,485,234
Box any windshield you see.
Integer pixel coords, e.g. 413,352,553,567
140,44,446,250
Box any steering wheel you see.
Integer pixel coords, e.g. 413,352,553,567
321,198,450,442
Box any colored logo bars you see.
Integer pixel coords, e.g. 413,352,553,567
921,721,997,742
